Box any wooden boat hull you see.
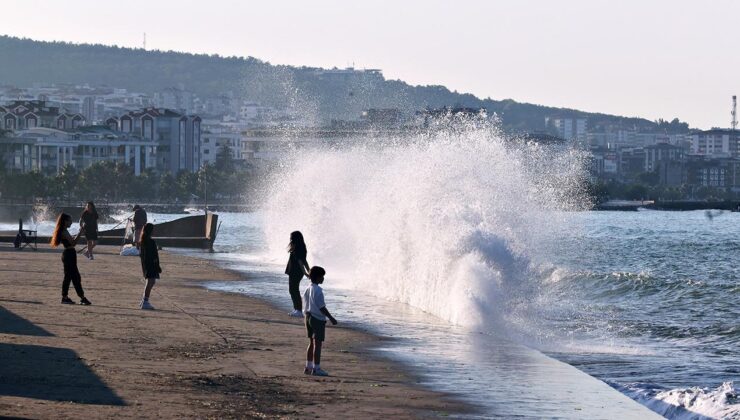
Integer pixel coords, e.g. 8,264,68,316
1,213,219,250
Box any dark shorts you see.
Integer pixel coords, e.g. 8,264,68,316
85,231,98,241
305,314,326,342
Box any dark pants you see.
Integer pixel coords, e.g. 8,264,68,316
62,248,85,298
288,274,303,311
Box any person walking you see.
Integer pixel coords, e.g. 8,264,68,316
50,213,91,305
132,204,147,248
79,201,99,260
138,223,161,310
285,231,310,317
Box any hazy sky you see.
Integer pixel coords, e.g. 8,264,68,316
2,0,739,129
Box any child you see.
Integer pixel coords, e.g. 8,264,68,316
50,213,92,305
285,231,310,317
302,266,337,376
138,223,162,310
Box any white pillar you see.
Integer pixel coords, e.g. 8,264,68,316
125,145,131,167
144,146,151,169
56,147,61,174
134,145,141,175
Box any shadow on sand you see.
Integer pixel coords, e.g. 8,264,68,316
0,306,53,336
0,306,125,406
0,343,125,405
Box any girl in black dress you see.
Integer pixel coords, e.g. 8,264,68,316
286,231,310,317
139,223,161,310
79,201,99,260
50,213,91,305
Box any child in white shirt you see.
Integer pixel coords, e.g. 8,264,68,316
302,266,338,376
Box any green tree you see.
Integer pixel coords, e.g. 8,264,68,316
56,164,79,201
215,144,236,174
158,172,178,201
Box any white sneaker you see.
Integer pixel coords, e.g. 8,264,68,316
311,367,329,377
289,309,303,317
140,300,154,310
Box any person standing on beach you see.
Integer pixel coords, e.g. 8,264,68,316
285,231,310,317
79,201,99,260
303,266,337,376
138,223,162,310
50,213,92,305
132,205,147,248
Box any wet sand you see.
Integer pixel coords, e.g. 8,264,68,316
0,244,468,419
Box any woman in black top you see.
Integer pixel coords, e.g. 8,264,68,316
79,201,99,260
50,213,91,305
285,231,310,317
139,223,161,310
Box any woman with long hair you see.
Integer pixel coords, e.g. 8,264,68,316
79,201,99,260
139,223,161,310
285,231,310,317
50,213,91,305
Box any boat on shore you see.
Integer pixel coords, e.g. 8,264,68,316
0,213,219,250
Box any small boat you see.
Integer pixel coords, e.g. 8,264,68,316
0,213,219,250
98,212,220,250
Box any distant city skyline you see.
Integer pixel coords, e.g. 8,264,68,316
2,0,739,129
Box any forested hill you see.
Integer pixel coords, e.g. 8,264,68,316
0,35,678,132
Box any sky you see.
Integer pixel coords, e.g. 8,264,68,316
2,0,739,129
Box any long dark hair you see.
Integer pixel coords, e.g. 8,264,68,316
83,201,98,220
140,223,154,244
50,213,71,247
288,231,307,254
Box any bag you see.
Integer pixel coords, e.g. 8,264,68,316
119,244,140,256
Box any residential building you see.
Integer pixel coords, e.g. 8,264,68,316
0,100,86,131
546,117,587,143
201,124,243,166
644,143,686,186
106,107,202,173
690,129,738,158
0,126,156,175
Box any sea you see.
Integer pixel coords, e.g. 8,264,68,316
8,126,738,419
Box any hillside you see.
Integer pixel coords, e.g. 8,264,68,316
0,35,677,132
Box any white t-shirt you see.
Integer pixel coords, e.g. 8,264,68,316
303,283,326,321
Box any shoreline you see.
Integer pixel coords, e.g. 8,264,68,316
0,244,471,418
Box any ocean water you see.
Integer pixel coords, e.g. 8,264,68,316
11,126,738,418
194,210,738,419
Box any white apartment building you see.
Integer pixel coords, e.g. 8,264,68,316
201,126,243,165
690,129,737,158
0,127,157,175
546,117,587,143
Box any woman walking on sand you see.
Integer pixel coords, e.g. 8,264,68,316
79,201,99,260
286,231,310,317
50,213,91,305
139,223,162,310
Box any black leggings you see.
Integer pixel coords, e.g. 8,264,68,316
288,274,303,311
62,248,85,298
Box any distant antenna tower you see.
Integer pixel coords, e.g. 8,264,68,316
732,95,737,131
143,32,147,50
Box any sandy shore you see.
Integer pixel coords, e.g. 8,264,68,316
0,244,469,419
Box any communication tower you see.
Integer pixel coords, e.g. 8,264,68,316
143,32,147,50
732,95,737,131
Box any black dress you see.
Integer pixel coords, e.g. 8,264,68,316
80,211,99,241
139,237,162,279
285,247,307,311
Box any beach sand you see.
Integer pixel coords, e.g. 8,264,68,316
0,245,469,419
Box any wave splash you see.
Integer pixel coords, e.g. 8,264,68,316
613,382,739,420
261,124,589,331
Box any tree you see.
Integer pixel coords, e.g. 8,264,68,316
158,172,178,201
215,144,236,174
56,164,79,201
